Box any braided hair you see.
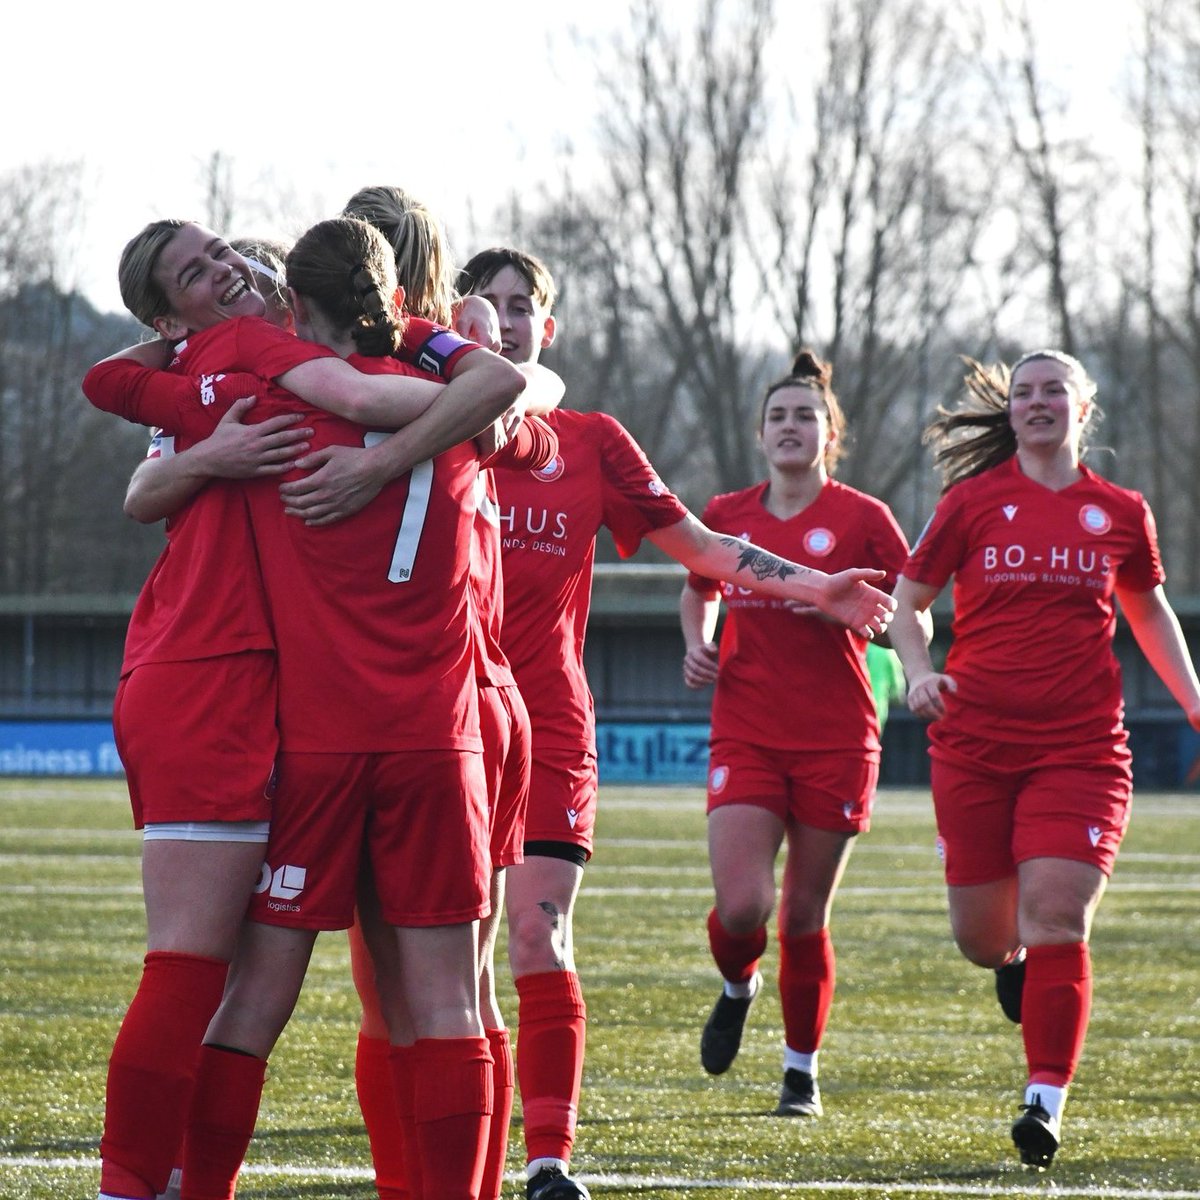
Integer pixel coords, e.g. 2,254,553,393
285,217,404,356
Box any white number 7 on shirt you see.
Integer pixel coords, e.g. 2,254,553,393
364,433,432,584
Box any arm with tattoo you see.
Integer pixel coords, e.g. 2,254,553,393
648,513,895,638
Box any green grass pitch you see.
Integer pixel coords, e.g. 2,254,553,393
1,778,1197,1199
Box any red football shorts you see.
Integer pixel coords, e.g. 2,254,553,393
113,652,277,828
929,732,1133,884
521,744,599,855
705,739,878,833
249,749,490,931
479,684,530,869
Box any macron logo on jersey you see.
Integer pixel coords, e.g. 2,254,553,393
566,808,580,829
1087,825,1104,848
648,477,667,496
1003,505,1018,521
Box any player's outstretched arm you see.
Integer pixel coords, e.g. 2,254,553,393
647,513,895,639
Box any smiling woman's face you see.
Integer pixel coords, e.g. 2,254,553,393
1008,357,1090,454
151,223,265,338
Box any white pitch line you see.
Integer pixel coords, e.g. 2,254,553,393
2,1158,1198,1198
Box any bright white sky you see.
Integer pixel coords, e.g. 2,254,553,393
3,0,1132,317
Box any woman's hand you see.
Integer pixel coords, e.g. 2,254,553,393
195,397,312,478
815,568,896,639
279,445,385,525
682,642,720,689
905,670,957,720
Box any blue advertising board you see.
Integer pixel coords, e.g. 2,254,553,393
0,721,125,777
3,718,1198,790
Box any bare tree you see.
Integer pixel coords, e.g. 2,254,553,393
0,161,158,594
578,0,777,496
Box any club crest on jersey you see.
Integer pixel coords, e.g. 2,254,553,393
532,455,565,483
1079,504,1112,535
804,528,836,557
709,765,729,794
648,477,667,496
1002,504,1018,521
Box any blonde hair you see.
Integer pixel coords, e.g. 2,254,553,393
926,351,1100,492
285,218,404,357
117,218,188,328
343,185,456,326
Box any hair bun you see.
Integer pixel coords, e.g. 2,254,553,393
791,349,831,385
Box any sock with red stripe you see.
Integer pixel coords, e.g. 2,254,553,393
480,1028,514,1200
778,927,835,1063
706,908,766,985
1022,941,1092,1088
179,1045,266,1200
409,1036,493,1200
514,971,586,1164
99,951,228,1199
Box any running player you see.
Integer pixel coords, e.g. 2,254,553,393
888,351,1200,1169
681,350,916,1117
457,247,897,1200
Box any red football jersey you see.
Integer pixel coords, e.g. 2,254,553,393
119,444,273,675
903,457,1164,745
83,328,318,675
90,322,481,753
497,409,689,754
688,479,910,755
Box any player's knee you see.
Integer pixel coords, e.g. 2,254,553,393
717,894,773,936
506,904,569,974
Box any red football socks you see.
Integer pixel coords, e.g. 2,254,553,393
356,1033,411,1199
99,951,228,1199
707,908,767,985
386,1043,421,1200
1022,940,1092,1088
480,1027,515,1200
180,1045,266,1200
515,971,586,1163
409,1036,493,1200
778,927,836,1054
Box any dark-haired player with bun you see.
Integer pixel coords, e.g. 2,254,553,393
681,351,916,1118
457,254,898,1200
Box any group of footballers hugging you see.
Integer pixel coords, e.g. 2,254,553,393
83,182,1200,1200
